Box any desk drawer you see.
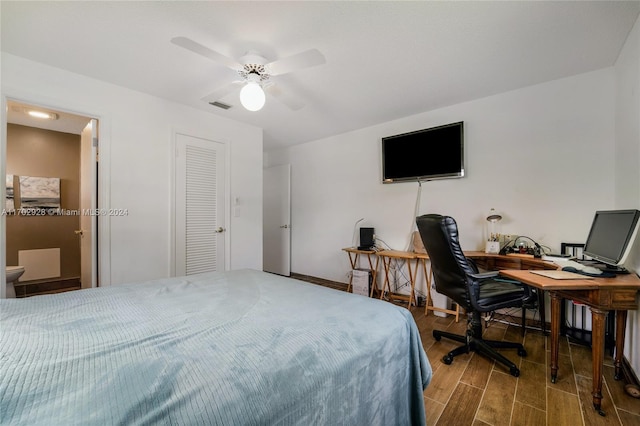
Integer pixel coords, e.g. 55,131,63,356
520,259,557,270
473,256,556,271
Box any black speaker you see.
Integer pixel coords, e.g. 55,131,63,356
358,227,375,250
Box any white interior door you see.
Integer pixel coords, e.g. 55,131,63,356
263,164,291,276
79,119,97,288
175,134,226,276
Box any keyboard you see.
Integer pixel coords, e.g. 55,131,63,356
530,270,594,280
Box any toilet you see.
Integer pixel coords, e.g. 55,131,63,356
5,266,25,298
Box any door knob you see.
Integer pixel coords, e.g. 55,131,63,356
279,224,289,229
214,227,225,233
74,230,84,236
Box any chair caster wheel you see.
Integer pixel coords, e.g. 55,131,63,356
510,366,520,377
442,355,453,365
518,348,527,357
433,331,441,341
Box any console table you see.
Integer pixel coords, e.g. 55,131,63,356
377,250,419,308
343,248,462,315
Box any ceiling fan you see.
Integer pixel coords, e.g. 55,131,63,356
171,37,326,112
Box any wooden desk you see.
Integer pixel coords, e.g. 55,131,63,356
347,248,461,315
465,251,558,272
499,269,640,415
342,247,379,297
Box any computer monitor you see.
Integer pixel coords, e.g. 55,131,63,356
583,209,640,269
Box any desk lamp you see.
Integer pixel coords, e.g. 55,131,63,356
485,208,502,254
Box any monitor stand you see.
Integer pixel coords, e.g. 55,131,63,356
593,262,629,274
578,260,629,274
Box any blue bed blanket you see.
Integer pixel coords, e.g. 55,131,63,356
1,269,431,425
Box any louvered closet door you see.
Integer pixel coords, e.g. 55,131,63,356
175,134,226,276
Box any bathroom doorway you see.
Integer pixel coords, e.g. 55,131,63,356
4,100,98,297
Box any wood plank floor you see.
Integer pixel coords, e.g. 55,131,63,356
292,274,640,425
411,308,640,426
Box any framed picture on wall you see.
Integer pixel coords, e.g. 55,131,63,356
5,174,15,213
19,176,61,213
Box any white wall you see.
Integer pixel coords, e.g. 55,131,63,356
614,15,640,377
267,68,616,295
1,53,263,291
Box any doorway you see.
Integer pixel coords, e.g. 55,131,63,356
3,100,98,297
263,164,291,276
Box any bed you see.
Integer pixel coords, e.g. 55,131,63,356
1,269,431,425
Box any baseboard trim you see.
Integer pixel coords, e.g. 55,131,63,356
14,276,81,287
14,277,81,298
290,273,348,291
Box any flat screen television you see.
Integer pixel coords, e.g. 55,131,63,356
583,209,640,269
381,121,464,183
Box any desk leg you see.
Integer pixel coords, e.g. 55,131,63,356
380,258,391,300
614,310,628,381
422,259,432,316
538,290,547,335
407,258,416,309
591,307,607,415
549,292,561,383
369,256,380,298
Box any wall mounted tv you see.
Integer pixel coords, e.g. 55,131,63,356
381,121,464,183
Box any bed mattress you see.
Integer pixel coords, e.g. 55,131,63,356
1,269,431,425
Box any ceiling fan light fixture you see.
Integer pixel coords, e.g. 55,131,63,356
239,81,265,111
172,37,326,113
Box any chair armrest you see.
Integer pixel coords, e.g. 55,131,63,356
494,277,523,285
469,271,500,279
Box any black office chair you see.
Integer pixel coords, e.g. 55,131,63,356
416,214,532,377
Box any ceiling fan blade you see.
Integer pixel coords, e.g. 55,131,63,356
265,49,326,76
171,37,243,71
201,81,244,104
264,84,305,111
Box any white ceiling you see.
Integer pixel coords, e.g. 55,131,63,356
2,1,639,151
